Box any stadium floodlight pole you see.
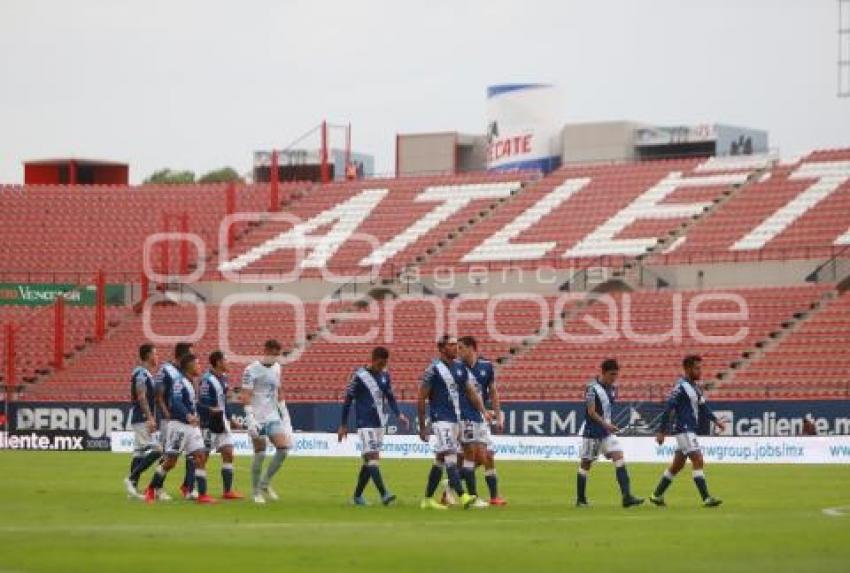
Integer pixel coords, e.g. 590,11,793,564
53,294,65,370
4,323,15,429
140,268,149,306
345,123,351,173
269,149,280,212
320,120,330,184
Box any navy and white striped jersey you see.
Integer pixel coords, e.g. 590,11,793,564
198,369,228,428
658,376,717,434
467,358,495,408
421,359,469,423
340,367,400,429
169,371,197,424
154,362,181,419
581,378,616,439
129,366,156,425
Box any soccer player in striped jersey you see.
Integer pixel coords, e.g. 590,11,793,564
241,339,293,504
650,355,726,508
144,353,216,504
576,359,644,508
337,346,409,506
458,335,506,506
154,341,196,500
418,335,490,510
123,343,162,499
198,350,244,499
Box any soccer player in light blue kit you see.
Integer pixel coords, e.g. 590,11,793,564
154,341,196,500
337,346,409,506
650,355,726,508
241,339,293,504
418,335,490,510
576,359,644,508
144,353,216,504
198,350,244,499
123,343,162,499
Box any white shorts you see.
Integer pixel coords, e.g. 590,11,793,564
459,420,489,446
165,421,205,456
483,423,496,452
675,432,701,454
132,422,161,455
203,429,235,452
431,421,460,454
580,435,623,461
358,428,384,455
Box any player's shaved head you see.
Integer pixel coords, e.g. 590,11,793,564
458,336,477,350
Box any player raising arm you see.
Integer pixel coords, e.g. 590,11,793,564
650,355,726,508
337,346,409,506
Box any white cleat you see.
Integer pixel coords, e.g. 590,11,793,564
472,498,490,509
253,492,266,504
261,485,279,502
156,490,173,501
124,478,143,500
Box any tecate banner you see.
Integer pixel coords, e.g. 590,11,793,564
109,431,850,464
486,84,563,172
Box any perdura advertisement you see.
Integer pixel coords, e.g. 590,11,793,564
4,401,850,453
0,283,125,306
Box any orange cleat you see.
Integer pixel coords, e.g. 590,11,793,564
144,487,156,504
489,497,508,506
197,494,218,504
221,490,245,500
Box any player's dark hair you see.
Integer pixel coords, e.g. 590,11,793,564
264,339,282,352
209,350,225,368
174,342,193,360
683,354,702,369
437,334,456,348
600,358,619,373
458,335,477,350
179,353,197,372
372,346,389,360
139,343,155,362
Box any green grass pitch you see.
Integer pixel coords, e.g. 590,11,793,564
0,451,848,572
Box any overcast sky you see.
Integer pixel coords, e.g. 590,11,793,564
0,0,847,183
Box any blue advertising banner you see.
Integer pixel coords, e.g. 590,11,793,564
5,400,847,444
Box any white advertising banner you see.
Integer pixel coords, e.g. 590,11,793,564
486,84,563,172
110,432,850,464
